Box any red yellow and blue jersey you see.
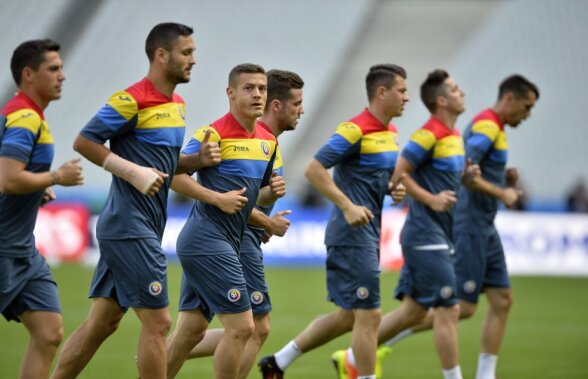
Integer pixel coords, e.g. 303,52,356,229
314,109,400,248
80,78,186,241
0,93,54,258
455,109,507,231
176,113,277,255
400,116,465,246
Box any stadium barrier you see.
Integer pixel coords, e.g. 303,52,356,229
35,204,588,276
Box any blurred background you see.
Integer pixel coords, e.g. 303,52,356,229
2,1,588,378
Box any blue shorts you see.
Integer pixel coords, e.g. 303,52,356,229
326,246,380,310
0,252,61,322
240,235,271,316
90,238,168,310
454,228,510,303
178,251,251,322
395,244,457,309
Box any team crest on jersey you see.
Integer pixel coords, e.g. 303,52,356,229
250,291,264,305
148,281,163,296
227,289,241,302
440,286,453,299
178,106,185,120
463,280,477,294
261,141,271,158
356,287,369,300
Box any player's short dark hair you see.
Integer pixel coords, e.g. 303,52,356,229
228,63,266,87
366,64,407,102
145,22,193,62
420,69,450,113
265,70,304,110
11,39,60,86
498,74,540,101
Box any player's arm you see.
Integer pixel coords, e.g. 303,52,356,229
248,208,291,237
171,174,247,214
0,156,83,194
305,158,373,226
462,166,521,208
176,130,221,174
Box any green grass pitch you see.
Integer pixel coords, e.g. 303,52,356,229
1,263,587,378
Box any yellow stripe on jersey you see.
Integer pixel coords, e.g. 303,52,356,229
360,131,399,154
191,125,222,143
137,102,187,129
274,146,284,170
433,135,465,158
335,122,363,144
5,109,42,134
107,91,139,121
471,120,500,141
221,138,277,161
410,129,437,150
38,122,54,144
494,130,508,150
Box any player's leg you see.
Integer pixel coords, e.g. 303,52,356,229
351,308,381,377
51,297,124,379
432,304,461,369
185,328,223,358
378,296,428,344
19,310,63,379
238,313,270,379
216,310,255,379
133,307,172,379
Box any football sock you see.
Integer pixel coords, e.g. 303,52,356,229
475,353,497,379
274,340,302,370
346,347,356,366
384,328,413,347
442,365,463,379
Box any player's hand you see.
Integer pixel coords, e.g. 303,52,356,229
462,158,481,185
267,210,292,237
215,187,248,214
429,190,457,212
342,203,374,227
40,187,56,207
145,169,168,196
501,187,523,208
269,172,286,198
505,167,519,187
388,174,406,204
55,158,84,186
198,129,221,168
261,231,273,244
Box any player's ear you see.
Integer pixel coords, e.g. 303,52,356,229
21,67,34,84
155,47,168,64
226,86,235,100
272,99,281,111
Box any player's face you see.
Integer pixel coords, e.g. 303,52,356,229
277,88,304,132
442,78,465,115
30,51,65,103
166,35,196,84
382,76,409,117
506,90,537,127
231,73,267,120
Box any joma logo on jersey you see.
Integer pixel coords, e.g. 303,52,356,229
118,95,132,102
233,145,250,152
261,141,271,158
155,112,171,119
375,139,386,145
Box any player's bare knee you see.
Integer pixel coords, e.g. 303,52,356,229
253,318,271,343
494,291,513,314
36,324,64,349
227,319,255,342
459,301,477,319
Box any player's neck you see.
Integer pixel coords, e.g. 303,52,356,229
231,111,257,134
18,88,49,111
258,115,281,137
146,71,175,98
493,103,508,125
434,110,458,130
367,105,392,126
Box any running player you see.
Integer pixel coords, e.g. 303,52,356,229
50,23,217,379
0,38,84,379
258,64,409,379
166,63,284,379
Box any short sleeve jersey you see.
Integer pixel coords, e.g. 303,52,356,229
0,93,54,258
243,121,282,247
314,109,399,248
454,109,507,231
177,113,277,254
80,78,186,241
400,117,465,246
